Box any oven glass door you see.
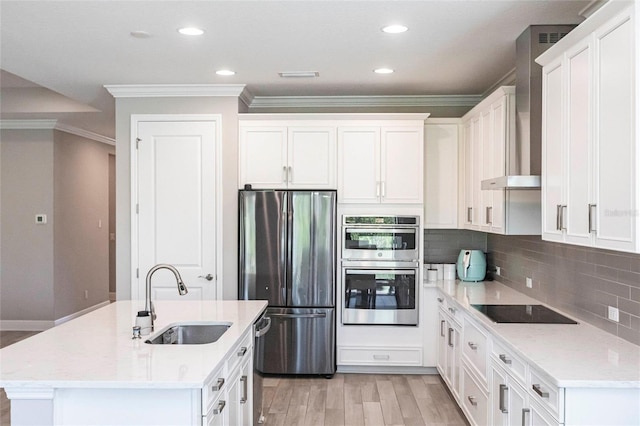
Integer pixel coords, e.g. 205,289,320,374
343,227,417,261
342,267,418,325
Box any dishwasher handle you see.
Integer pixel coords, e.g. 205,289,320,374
255,316,272,338
268,312,327,319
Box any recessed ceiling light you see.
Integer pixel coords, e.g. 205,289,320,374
130,31,152,39
382,25,408,34
374,68,394,74
216,70,236,76
178,27,204,36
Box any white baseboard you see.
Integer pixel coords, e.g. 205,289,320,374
0,320,55,331
54,301,111,326
336,365,439,375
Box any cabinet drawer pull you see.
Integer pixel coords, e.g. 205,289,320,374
532,383,549,398
499,354,512,365
467,342,478,350
448,307,456,314
373,354,390,360
211,378,225,391
437,297,444,303
237,346,248,357
521,408,530,426
447,328,454,347
499,384,509,413
240,375,248,404
212,400,226,415
467,396,478,407
440,320,445,337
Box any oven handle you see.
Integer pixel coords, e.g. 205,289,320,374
344,227,417,234
341,260,420,268
344,268,416,275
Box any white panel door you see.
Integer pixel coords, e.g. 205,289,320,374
239,126,288,189
490,98,506,235
593,12,636,251
565,41,593,246
463,122,474,228
424,123,459,229
288,126,336,189
381,126,423,204
137,120,217,301
337,127,380,203
542,59,566,242
480,110,493,232
470,117,483,229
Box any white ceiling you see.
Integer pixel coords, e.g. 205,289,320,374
0,0,593,139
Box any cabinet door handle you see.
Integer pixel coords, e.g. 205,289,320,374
589,204,597,232
282,166,287,183
486,206,492,225
437,297,444,303
237,346,248,357
288,166,292,182
556,204,562,230
373,354,390,360
499,354,512,365
560,205,567,230
240,375,248,404
467,207,473,223
532,383,549,398
212,400,226,415
381,181,386,197
521,408,530,426
211,377,225,391
467,342,478,350
467,395,478,407
440,320,445,337
376,181,381,197
448,307,456,314
499,384,509,413
448,327,454,347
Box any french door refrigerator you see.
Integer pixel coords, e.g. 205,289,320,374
239,190,336,376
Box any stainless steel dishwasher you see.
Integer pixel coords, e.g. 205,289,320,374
253,312,271,424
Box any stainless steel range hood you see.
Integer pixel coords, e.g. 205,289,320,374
482,25,576,190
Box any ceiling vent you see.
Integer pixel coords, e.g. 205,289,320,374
278,71,319,78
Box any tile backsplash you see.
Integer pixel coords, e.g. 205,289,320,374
423,230,640,345
487,234,640,346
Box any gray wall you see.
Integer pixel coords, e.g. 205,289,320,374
1,130,55,321
0,129,113,324
53,131,113,319
114,97,240,301
424,229,487,264
487,234,640,345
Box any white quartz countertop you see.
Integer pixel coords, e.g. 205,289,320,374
0,300,267,389
437,280,640,388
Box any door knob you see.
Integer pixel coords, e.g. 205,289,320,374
198,274,214,281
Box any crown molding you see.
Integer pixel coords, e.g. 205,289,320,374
1,119,114,146
579,0,607,19
0,119,58,129
54,123,115,146
247,94,483,109
104,84,247,98
482,68,516,98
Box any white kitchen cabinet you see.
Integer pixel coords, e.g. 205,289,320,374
338,124,424,204
239,122,336,189
538,2,639,253
436,298,462,402
491,363,529,426
461,86,515,234
424,119,460,229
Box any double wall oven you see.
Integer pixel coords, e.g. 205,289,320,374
341,215,420,326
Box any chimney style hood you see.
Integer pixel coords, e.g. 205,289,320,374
482,25,576,190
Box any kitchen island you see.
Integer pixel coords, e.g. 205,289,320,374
0,300,267,426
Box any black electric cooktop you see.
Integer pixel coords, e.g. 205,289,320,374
472,304,578,324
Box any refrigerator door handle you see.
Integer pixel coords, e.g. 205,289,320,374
268,312,327,319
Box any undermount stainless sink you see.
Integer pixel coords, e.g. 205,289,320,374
145,322,232,345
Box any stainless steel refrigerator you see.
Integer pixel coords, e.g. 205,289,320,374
239,190,336,376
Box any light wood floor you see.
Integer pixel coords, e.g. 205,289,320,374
1,331,41,426
1,331,467,426
261,373,468,426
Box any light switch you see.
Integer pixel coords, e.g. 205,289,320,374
35,214,47,224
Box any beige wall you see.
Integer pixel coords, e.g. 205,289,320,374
114,97,239,301
53,131,113,319
1,130,55,322
0,128,113,325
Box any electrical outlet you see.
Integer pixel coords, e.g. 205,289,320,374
526,277,533,288
608,306,619,322
495,266,501,276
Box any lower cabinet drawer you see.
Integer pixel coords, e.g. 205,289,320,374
461,366,489,426
204,394,227,426
202,365,226,415
462,317,489,385
528,368,564,422
338,346,422,366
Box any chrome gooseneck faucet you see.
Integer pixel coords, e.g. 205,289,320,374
143,264,189,331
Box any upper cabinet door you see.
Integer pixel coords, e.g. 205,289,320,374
288,127,337,189
239,126,288,189
424,122,459,229
381,126,424,204
337,127,381,203
593,11,636,252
